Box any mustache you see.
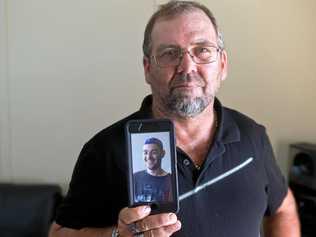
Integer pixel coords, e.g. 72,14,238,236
169,73,205,88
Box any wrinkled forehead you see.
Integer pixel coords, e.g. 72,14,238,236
151,10,218,49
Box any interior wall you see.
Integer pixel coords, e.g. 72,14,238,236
0,0,315,191
0,0,12,181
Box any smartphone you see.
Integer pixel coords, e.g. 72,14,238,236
126,119,179,214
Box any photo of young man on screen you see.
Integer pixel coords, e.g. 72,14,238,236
134,137,172,203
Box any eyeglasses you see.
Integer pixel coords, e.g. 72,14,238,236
152,45,222,68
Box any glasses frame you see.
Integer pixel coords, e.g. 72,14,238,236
151,46,223,68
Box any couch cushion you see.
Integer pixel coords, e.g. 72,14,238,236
0,183,62,237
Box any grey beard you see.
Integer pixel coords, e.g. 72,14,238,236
166,94,212,118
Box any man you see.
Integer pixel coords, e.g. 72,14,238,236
50,1,300,237
134,137,172,203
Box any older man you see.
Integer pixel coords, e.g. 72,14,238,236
50,1,300,237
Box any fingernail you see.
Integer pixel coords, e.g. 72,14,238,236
143,206,151,214
169,213,176,221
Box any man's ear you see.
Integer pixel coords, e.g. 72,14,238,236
219,50,228,81
143,56,151,84
161,149,166,158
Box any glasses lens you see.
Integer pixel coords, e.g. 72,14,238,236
191,46,218,64
156,48,181,67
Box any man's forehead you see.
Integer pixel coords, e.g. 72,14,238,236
143,143,161,150
156,39,216,51
151,10,217,48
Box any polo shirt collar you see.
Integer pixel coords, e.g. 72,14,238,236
214,98,241,144
138,95,153,118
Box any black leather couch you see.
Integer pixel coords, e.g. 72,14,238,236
0,183,62,237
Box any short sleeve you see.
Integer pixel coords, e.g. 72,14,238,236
261,129,288,216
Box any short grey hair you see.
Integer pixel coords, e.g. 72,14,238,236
142,0,225,58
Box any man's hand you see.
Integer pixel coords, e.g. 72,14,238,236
117,205,181,236
49,205,181,237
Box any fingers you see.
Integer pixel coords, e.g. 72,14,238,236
138,213,177,231
119,206,151,225
143,221,182,237
163,220,181,233
117,206,182,236
118,206,152,236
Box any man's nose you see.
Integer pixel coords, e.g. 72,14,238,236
176,51,197,74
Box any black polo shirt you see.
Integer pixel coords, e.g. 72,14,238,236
55,95,287,237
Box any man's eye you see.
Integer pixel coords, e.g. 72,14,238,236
151,150,159,156
194,46,216,60
196,47,212,55
159,49,179,58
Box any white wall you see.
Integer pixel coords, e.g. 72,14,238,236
1,0,315,192
0,0,12,181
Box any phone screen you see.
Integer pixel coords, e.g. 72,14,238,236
126,119,178,213
131,131,173,203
